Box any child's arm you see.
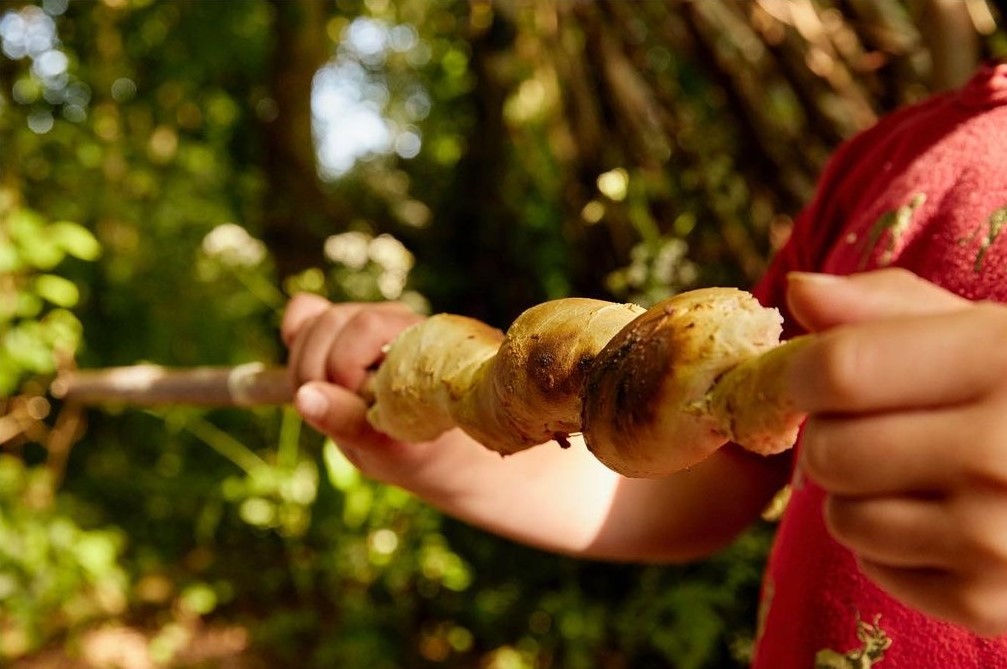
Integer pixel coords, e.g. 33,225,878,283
281,294,789,563
788,268,1007,636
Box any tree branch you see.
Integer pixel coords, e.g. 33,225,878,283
51,364,292,407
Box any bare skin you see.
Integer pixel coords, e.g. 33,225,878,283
282,268,1007,636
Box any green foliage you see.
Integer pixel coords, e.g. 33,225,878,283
0,454,127,658
0,194,97,395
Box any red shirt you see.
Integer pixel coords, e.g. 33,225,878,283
752,63,1007,667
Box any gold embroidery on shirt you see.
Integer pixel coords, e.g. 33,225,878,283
813,614,891,668
858,193,926,270
959,206,1007,272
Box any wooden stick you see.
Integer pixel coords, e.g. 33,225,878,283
51,363,293,407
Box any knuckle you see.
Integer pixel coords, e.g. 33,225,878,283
962,525,1007,567
874,266,918,287
317,304,353,333
821,496,859,545
325,354,360,389
326,309,396,387
813,330,868,406
953,583,1007,637
964,423,1007,488
281,294,330,337
345,307,392,337
956,496,1007,565
978,305,1007,377
800,421,839,484
347,305,423,344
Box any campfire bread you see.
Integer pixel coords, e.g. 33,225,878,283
367,288,807,478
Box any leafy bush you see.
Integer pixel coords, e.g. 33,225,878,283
0,194,99,395
0,188,114,661
0,454,127,659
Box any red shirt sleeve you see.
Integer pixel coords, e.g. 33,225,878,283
751,91,956,339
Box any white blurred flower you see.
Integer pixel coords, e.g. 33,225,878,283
324,231,370,269
201,223,266,267
377,268,408,299
324,231,415,299
597,168,629,201
368,233,413,273
652,238,687,284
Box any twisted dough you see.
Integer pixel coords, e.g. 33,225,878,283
366,288,809,478
367,298,645,453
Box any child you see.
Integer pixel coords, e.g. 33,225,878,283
282,62,1007,666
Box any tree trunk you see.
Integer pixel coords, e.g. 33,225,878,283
259,0,337,280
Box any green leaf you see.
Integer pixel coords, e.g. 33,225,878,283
49,222,101,261
20,238,65,271
8,210,64,270
179,582,218,616
323,439,359,491
40,309,83,349
0,358,19,397
0,245,23,273
6,209,44,241
33,275,80,308
14,293,43,319
3,323,55,373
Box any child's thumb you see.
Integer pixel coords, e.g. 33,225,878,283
786,268,968,333
294,381,386,446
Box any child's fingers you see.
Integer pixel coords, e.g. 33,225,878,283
786,268,968,333
823,495,954,569
857,548,1007,638
800,407,979,497
286,302,419,389
323,306,422,391
826,490,1007,624
280,293,336,346
786,305,1007,415
285,302,372,387
857,540,1007,636
287,308,361,387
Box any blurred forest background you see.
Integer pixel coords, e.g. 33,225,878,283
1,0,1005,667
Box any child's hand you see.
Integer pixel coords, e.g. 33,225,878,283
788,269,1007,636
281,294,459,487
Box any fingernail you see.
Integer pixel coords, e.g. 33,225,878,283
787,272,844,286
296,385,329,420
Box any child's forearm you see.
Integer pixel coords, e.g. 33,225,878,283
401,431,787,562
